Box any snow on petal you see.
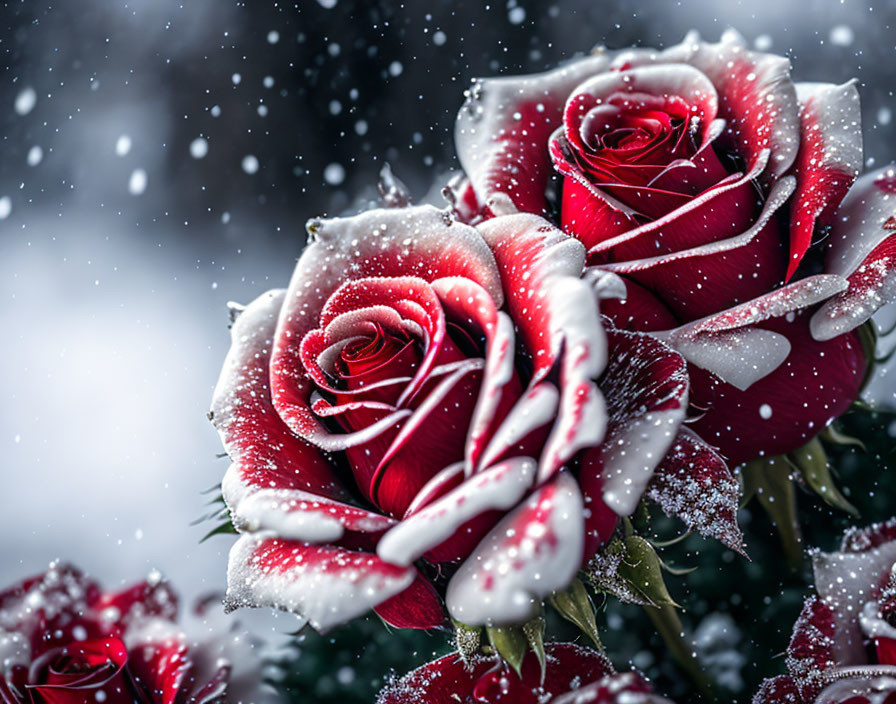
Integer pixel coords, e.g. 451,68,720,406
224,534,415,632
446,472,584,626
456,53,615,215
209,289,346,501
377,457,536,567
788,81,863,279
597,329,689,515
222,464,395,543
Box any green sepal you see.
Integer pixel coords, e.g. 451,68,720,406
616,535,679,608
451,619,482,669
789,437,859,517
199,520,237,543
819,424,866,451
741,457,802,565
857,319,879,393
549,578,603,650
486,626,527,677
521,614,546,684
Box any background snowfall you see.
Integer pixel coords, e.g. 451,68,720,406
2,0,895,641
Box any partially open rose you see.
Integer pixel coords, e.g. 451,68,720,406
211,203,742,632
0,563,276,704
453,29,896,466
754,519,896,703
377,643,673,704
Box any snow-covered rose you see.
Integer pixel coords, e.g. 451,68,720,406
377,643,674,704
452,29,896,466
0,563,277,704
754,519,896,703
210,202,732,632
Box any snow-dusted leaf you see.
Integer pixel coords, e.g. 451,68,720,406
646,428,744,553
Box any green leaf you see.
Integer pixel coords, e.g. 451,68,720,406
521,615,546,684
486,626,527,677
741,457,802,566
857,320,879,392
789,437,859,517
616,535,679,608
549,578,603,649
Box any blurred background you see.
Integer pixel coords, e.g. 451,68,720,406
2,0,895,639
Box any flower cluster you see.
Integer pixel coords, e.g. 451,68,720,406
0,563,276,704
203,28,896,703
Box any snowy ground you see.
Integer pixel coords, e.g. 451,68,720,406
2,0,895,641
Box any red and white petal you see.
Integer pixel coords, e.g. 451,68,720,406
431,276,522,472
646,428,743,553
614,29,800,180
123,620,193,704
476,382,559,472
812,536,896,668
651,272,847,390
271,205,501,446
456,53,615,216
446,472,584,626
476,213,594,384
673,274,848,337
563,64,719,147
209,289,347,501
592,329,689,516
552,674,674,704
587,149,769,262
222,464,395,544
788,81,863,279
841,517,896,554
813,675,896,703
811,167,896,340
377,457,536,567
536,276,608,483
224,535,415,632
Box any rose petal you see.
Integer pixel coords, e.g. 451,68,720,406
752,676,801,704
614,29,800,181
455,53,615,216
446,472,584,626
687,313,863,465
597,175,794,320
377,457,537,567
210,289,346,501
271,205,502,449
224,535,415,632
373,575,446,630
597,276,679,332
377,643,615,704
222,464,395,544
587,328,689,516
788,81,863,280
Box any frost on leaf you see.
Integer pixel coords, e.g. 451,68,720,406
646,428,745,554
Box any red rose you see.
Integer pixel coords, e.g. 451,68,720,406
754,518,896,703
211,202,743,632
452,29,896,466
0,563,276,704
376,643,673,704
